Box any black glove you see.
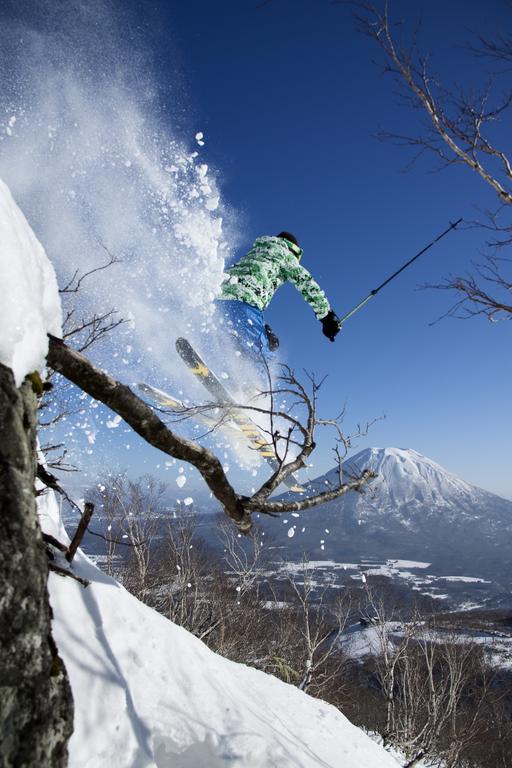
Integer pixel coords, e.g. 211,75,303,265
264,323,280,352
321,310,341,342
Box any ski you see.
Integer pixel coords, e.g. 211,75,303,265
137,382,187,411
137,382,240,437
175,337,304,493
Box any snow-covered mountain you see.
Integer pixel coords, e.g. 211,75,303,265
312,447,511,527
263,448,512,604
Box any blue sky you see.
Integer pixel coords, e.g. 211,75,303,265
145,0,511,497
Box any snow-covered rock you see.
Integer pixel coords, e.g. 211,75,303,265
0,178,61,385
39,490,399,768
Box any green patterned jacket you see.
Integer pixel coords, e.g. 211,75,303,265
219,236,331,319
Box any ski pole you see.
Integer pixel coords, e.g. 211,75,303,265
337,218,463,328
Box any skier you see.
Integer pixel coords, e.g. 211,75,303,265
216,232,341,362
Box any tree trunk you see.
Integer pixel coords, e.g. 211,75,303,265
0,363,73,767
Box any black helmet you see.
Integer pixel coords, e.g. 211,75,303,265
277,231,299,247
277,231,302,260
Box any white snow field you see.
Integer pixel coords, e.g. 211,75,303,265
0,178,61,384
40,491,399,768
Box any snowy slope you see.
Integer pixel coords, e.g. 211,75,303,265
39,491,399,768
0,178,61,384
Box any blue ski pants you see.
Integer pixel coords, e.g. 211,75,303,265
214,299,274,363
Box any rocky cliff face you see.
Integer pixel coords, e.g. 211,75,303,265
0,364,73,767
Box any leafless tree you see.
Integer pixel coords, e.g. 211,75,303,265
361,585,414,741
158,516,280,660
359,583,489,766
349,1,512,322
472,681,512,768
39,249,125,473
218,521,263,599
118,477,163,599
395,627,487,768
285,560,352,696
91,474,163,593
153,516,226,640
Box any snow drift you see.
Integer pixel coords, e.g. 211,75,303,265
40,491,399,768
0,177,61,385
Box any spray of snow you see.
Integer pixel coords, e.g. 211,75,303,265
0,178,61,385
106,414,122,429
0,0,242,387
0,1,285,480
0,1,298,492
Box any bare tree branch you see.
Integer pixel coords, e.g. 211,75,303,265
66,502,95,563
45,335,375,528
46,333,250,530
48,562,90,588
349,1,512,322
245,468,376,515
59,249,121,294
62,308,125,352
352,2,512,203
